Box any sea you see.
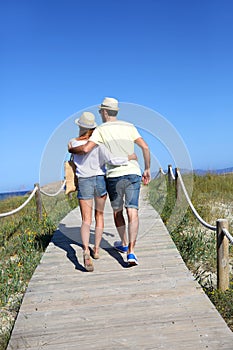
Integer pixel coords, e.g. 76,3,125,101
0,190,30,201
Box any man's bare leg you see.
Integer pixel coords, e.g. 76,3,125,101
113,209,127,246
126,207,139,254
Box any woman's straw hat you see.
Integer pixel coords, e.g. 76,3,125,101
75,112,97,129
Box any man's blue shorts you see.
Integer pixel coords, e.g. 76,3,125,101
106,174,141,210
77,175,107,200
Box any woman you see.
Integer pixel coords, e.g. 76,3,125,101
69,112,135,272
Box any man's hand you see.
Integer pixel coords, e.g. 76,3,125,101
135,137,151,185
128,152,138,161
142,169,151,185
68,140,97,154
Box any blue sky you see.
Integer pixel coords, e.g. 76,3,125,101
1,0,233,192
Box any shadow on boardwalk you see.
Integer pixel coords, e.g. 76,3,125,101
7,190,233,349
52,228,129,271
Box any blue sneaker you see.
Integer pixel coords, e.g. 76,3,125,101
113,241,128,253
127,253,139,266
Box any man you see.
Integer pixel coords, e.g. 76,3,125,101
69,97,151,266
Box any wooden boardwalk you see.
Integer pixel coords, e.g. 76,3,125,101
7,188,233,349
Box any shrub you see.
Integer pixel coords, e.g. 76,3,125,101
149,172,233,331
0,192,77,349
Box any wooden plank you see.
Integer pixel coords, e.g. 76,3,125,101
7,188,233,349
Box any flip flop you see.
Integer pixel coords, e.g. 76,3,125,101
90,247,100,259
83,252,94,272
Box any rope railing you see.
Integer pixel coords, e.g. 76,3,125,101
176,168,216,231
0,180,67,218
159,167,166,176
176,168,233,244
168,164,175,180
222,228,233,245
156,165,233,291
0,185,39,218
40,180,66,197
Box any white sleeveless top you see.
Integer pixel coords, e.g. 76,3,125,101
70,139,128,178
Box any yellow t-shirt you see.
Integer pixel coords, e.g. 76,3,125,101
89,120,142,178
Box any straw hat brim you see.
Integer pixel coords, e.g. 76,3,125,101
98,104,119,111
75,119,97,129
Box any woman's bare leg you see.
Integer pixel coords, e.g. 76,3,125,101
93,194,107,256
79,199,93,252
79,199,94,271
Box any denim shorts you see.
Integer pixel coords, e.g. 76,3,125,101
106,174,141,210
77,175,107,200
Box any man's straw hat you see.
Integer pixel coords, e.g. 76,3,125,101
98,97,119,111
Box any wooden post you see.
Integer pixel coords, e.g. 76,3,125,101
175,168,182,202
34,183,42,221
167,164,173,187
216,219,229,291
